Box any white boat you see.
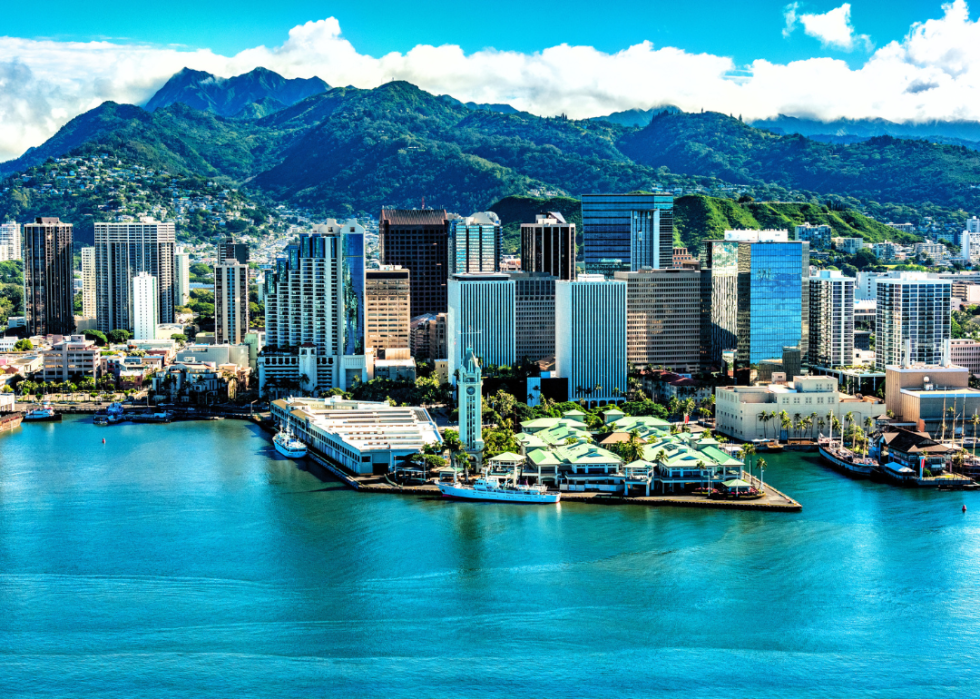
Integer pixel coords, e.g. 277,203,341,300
439,475,560,504
23,402,61,422
273,429,307,459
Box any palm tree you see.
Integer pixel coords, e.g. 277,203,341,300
617,429,645,464
844,411,855,450
757,457,767,493
779,411,791,443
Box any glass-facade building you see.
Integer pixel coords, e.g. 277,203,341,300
449,212,500,274
581,194,674,273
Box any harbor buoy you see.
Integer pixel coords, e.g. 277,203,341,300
963,505,967,513
102,438,105,444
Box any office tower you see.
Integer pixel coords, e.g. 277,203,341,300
174,246,190,307
794,223,832,250
217,234,249,265
214,262,250,345
132,272,159,341
614,268,704,373
458,346,484,454
508,272,556,364
446,273,515,382
81,246,97,319
410,312,447,360
262,219,366,391
366,266,411,353
0,222,21,260
962,217,980,263
581,193,673,273
555,276,627,405
95,217,176,333
703,230,809,368
379,208,450,317
449,212,500,274
22,217,75,336
876,273,951,370
520,213,575,280
808,270,854,367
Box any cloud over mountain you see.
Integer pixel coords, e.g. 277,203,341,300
2,1,980,163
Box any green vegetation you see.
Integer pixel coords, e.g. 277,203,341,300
13,339,33,351
0,260,24,326
107,329,131,344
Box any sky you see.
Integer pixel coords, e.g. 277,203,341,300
1,0,979,162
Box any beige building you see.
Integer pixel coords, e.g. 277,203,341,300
409,312,446,361
41,335,103,382
214,262,250,345
715,375,885,442
951,340,980,376
366,266,410,353
885,362,980,430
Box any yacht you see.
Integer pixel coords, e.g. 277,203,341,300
439,475,560,504
23,402,61,422
94,402,125,426
273,429,308,459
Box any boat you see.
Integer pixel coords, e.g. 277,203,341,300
818,437,875,478
273,429,308,459
879,460,975,488
93,402,125,425
129,411,174,424
439,474,560,504
23,402,62,422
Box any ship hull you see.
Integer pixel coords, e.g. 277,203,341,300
22,413,62,423
818,444,874,478
438,483,560,504
274,442,307,459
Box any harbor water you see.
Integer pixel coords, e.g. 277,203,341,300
2,417,980,697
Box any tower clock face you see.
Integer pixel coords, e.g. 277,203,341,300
467,387,476,396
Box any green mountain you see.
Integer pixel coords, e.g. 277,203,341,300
488,195,583,254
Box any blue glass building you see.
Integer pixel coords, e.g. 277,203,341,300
581,193,674,273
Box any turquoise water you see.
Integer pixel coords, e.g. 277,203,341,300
2,417,980,698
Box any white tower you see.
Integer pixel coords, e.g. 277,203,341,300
458,346,484,457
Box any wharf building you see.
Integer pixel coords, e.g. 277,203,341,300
807,270,854,368
260,220,367,393
614,268,705,374
875,273,951,371
380,208,450,317
23,217,75,336
217,234,249,265
520,212,575,280
448,212,500,274
409,312,446,361
81,246,97,319
446,273,515,383
581,193,673,274
884,348,980,432
173,246,190,307
132,272,159,341
366,266,411,354
94,218,176,333
508,272,557,364
703,230,809,369
214,261,250,345
0,222,21,261
555,276,627,406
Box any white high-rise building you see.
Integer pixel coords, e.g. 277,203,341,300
555,275,627,406
214,262,250,345
80,247,97,319
963,217,980,264
458,347,484,455
808,270,854,367
447,273,516,384
95,217,176,333
876,273,952,370
174,246,190,307
132,272,159,341
0,222,21,260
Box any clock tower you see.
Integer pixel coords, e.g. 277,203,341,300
458,346,484,457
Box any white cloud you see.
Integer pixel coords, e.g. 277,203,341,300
1,2,980,163
784,2,873,51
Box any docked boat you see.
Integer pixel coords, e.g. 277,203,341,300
273,429,308,459
879,460,975,488
129,411,173,424
818,437,875,478
93,402,125,425
439,475,560,504
23,402,61,422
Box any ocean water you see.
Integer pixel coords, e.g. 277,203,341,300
1,417,979,698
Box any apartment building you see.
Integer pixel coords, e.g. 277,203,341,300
876,273,951,370
23,217,75,336
80,247,97,319
132,272,159,341
214,262,250,345
808,270,855,368
366,266,411,353
41,335,102,382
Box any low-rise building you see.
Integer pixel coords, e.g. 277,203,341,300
176,343,249,368
373,348,417,382
152,361,242,404
885,361,980,431
40,335,103,383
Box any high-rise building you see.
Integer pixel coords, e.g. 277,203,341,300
555,276,627,405
808,270,854,367
520,213,575,280
876,273,951,370
0,222,21,260
614,268,704,373
95,218,176,333
214,262,250,345
962,217,980,263
132,272,159,341
23,217,75,336
410,312,447,361
581,193,673,273
794,223,832,250
458,347,484,454
446,273,516,383
703,230,809,368
174,246,190,307
217,234,249,266
379,209,450,317
80,246,97,319
366,266,411,353
261,219,366,392
449,212,500,274
507,272,557,364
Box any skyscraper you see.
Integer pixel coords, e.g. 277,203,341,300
214,262,250,345
520,213,575,280
449,212,500,274
81,247,97,319
366,266,411,353
876,273,951,370
447,273,516,382
581,193,673,273
962,217,980,264
95,218,176,333
0,222,21,261
174,246,190,307
379,209,450,317
23,217,75,336
508,272,557,364
217,234,249,265
555,276,627,405
132,272,159,341
808,270,855,367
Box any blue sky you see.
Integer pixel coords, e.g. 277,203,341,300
3,0,959,67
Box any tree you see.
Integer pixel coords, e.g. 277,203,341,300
613,429,645,464
171,334,187,344
107,329,131,344
13,338,32,351
83,329,107,346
